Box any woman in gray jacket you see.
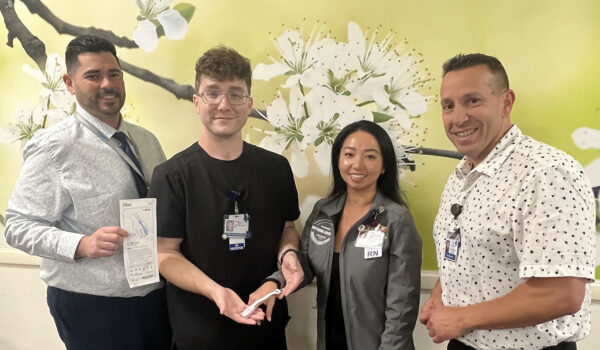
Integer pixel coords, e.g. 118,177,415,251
278,120,422,350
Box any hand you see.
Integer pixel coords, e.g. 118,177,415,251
75,226,129,259
419,293,443,325
248,281,278,321
213,286,264,325
279,251,303,297
425,305,469,343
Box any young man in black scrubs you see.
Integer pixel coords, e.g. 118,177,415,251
149,46,304,350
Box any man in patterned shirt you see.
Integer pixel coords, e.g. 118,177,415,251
419,53,596,350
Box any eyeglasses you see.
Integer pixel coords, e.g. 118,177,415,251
196,91,250,105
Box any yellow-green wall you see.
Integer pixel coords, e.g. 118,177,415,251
1,0,598,275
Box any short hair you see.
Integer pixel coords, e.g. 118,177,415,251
194,46,252,93
65,35,119,74
330,120,406,206
442,53,509,91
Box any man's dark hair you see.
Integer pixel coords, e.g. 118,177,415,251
442,53,509,91
329,120,406,207
195,46,252,93
65,35,119,74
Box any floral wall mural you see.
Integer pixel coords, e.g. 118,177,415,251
0,0,598,278
252,21,431,178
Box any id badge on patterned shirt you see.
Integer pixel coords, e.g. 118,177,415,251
444,228,461,262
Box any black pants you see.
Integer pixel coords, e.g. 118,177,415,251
448,339,576,350
47,286,171,350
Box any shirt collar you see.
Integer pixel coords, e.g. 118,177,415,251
75,103,126,139
454,125,524,179
320,190,386,217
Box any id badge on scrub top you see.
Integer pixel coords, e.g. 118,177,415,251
444,228,461,262
223,214,251,251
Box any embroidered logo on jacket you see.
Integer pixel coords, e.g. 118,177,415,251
310,219,333,245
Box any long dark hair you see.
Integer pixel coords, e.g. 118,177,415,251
329,120,406,206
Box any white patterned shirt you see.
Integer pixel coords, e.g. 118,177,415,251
4,105,166,297
433,125,596,350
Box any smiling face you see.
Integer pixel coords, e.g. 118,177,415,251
63,51,125,126
440,64,515,166
337,130,385,196
194,75,253,141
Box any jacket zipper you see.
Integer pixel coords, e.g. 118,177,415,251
339,207,379,350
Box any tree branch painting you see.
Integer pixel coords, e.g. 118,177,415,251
1,0,458,166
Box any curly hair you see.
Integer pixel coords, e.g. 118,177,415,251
194,46,252,93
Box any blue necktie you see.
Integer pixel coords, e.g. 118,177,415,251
112,131,147,198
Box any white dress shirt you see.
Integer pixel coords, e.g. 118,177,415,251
4,105,166,297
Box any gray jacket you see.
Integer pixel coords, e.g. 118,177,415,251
294,191,422,350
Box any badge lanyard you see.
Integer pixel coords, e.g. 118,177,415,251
229,190,241,215
220,149,251,250
74,112,148,186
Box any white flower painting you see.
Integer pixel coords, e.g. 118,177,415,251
133,0,192,52
254,21,430,178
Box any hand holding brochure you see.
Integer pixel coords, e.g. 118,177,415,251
120,198,160,288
